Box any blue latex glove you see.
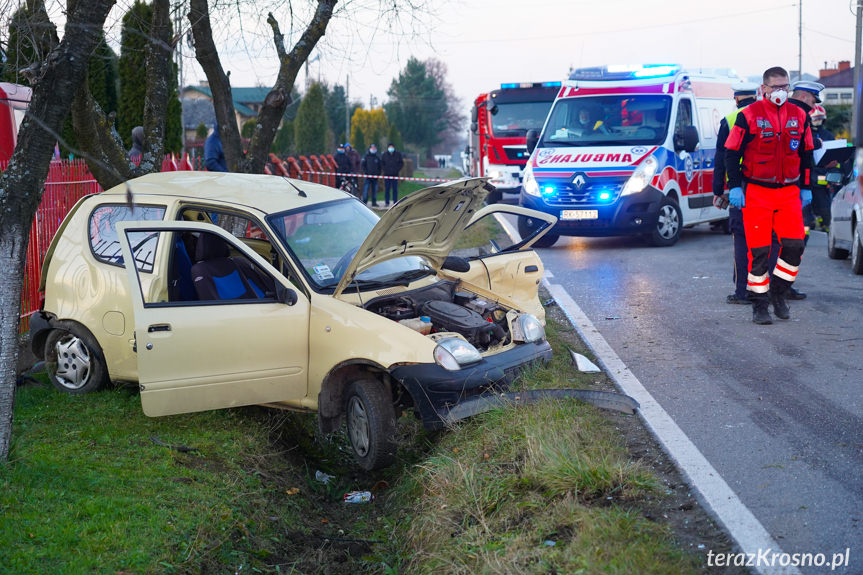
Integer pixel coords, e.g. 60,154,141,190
729,187,745,208
800,188,812,207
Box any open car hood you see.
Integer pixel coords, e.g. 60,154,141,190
334,177,492,296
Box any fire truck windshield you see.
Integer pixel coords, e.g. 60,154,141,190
490,101,554,137
540,95,671,147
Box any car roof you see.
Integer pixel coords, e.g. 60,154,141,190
101,171,349,214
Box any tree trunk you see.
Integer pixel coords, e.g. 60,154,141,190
0,0,116,460
189,0,337,174
71,0,172,191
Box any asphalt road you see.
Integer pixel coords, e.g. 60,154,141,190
537,224,862,574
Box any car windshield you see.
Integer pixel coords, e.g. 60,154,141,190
490,101,555,137
267,199,429,292
540,95,671,147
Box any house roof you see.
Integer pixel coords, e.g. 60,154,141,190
820,67,854,88
183,85,271,117
182,98,216,130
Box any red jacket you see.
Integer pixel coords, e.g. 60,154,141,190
724,99,814,189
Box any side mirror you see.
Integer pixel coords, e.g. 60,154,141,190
441,255,471,273
470,122,478,133
676,125,699,153
277,284,298,306
471,107,478,123
488,103,498,116
526,130,539,154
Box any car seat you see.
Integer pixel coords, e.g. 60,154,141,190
190,232,273,301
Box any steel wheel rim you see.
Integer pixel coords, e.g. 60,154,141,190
347,396,370,457
657,205,679,239
52,334,92,390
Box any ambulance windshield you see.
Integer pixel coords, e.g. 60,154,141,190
490,101,555,137
541,95,671,147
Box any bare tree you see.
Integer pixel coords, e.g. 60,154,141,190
0,0,116,460
188,0,337,173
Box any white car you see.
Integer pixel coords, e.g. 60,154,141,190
827,154,863,274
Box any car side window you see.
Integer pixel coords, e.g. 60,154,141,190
89,204,166,272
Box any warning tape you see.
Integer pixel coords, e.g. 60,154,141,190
298,169,453,183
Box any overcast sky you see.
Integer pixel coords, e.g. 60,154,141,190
179,0,858,115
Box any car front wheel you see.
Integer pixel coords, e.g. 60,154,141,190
827,224,849,260
344,378,397,471
44,324,108,394
852,225,863,275
648,196,682,246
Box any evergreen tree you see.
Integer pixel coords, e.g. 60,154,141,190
387,123,403,151
386,57,449,158
271,120,294,156
294,83,327,156
118,1,152,149
1,3,57,85
324,84,347,135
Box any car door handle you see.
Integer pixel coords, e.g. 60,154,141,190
147,324,172,333
525,265,539,273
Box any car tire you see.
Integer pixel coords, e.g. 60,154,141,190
851,225,863,275
648,196,682,247
44,324,108,394
344,378,397,471
827,224,849,260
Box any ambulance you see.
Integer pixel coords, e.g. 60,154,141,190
0,82,31,163
519,65,740,247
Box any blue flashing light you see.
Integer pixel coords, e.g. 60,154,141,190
541,81,562,88
598,191,612,201
542,186,556,196
633,65,681,78
500,83,519,89
569,64,681,81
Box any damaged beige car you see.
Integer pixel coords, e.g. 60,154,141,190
31,173,560,469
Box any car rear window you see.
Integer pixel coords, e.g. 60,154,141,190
89,204,166,271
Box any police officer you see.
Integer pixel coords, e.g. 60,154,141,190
713,82,759,305
725,67,815,324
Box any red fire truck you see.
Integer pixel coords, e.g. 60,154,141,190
469,82,561,203
0,83,31,163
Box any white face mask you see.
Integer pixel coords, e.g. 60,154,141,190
388,147,394,153
769,89,788,106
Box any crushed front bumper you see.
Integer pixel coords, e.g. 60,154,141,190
389,340,553,429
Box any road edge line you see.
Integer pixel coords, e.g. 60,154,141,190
544,280,801,575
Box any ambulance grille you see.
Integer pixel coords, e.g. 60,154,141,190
542,176,628,207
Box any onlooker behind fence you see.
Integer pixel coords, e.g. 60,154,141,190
334,143,352,189
380,143,404,207
204,123,228,172
128,126,144,164
344,142,361,175
361,144,382,206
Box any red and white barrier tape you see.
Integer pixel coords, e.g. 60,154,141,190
298,169,453,183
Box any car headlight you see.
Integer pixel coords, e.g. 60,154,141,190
512,313,545,343
433,337,482,371
523,164,540,197
621,155,658,196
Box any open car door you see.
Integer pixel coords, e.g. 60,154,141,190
117,221,310,417
444,204,557,319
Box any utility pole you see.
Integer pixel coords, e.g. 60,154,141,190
345,75,350,143
854,0,863,142
798,0,803,82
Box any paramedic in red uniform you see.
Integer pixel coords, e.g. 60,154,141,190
725,67,815,325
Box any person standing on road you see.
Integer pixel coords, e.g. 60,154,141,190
725,67,815,325
380,143,404,206
712,83,758,305
334,143,353,191
361,144,382,206
345,142,361,182
204,123,228,172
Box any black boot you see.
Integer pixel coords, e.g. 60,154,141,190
770,288,790,320
751,297,773,325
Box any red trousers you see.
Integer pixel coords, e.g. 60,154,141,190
742,183,805,295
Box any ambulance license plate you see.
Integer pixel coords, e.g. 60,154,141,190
560,209,598,220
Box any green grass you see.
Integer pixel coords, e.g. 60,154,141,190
3,307,702,574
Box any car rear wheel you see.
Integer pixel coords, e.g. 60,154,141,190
44,325,108,394
851,225,863,275
648,196,682,247
344,378,397,471
827,224,849,260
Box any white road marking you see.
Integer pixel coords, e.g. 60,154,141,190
544,280,802,575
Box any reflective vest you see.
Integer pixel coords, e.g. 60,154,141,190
726,99,813,186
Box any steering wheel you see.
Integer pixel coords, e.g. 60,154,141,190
332,244,362,280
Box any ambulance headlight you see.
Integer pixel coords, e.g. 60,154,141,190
434,337,482,370
622,155,658,196
523,164,540,197
488,169,503,179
